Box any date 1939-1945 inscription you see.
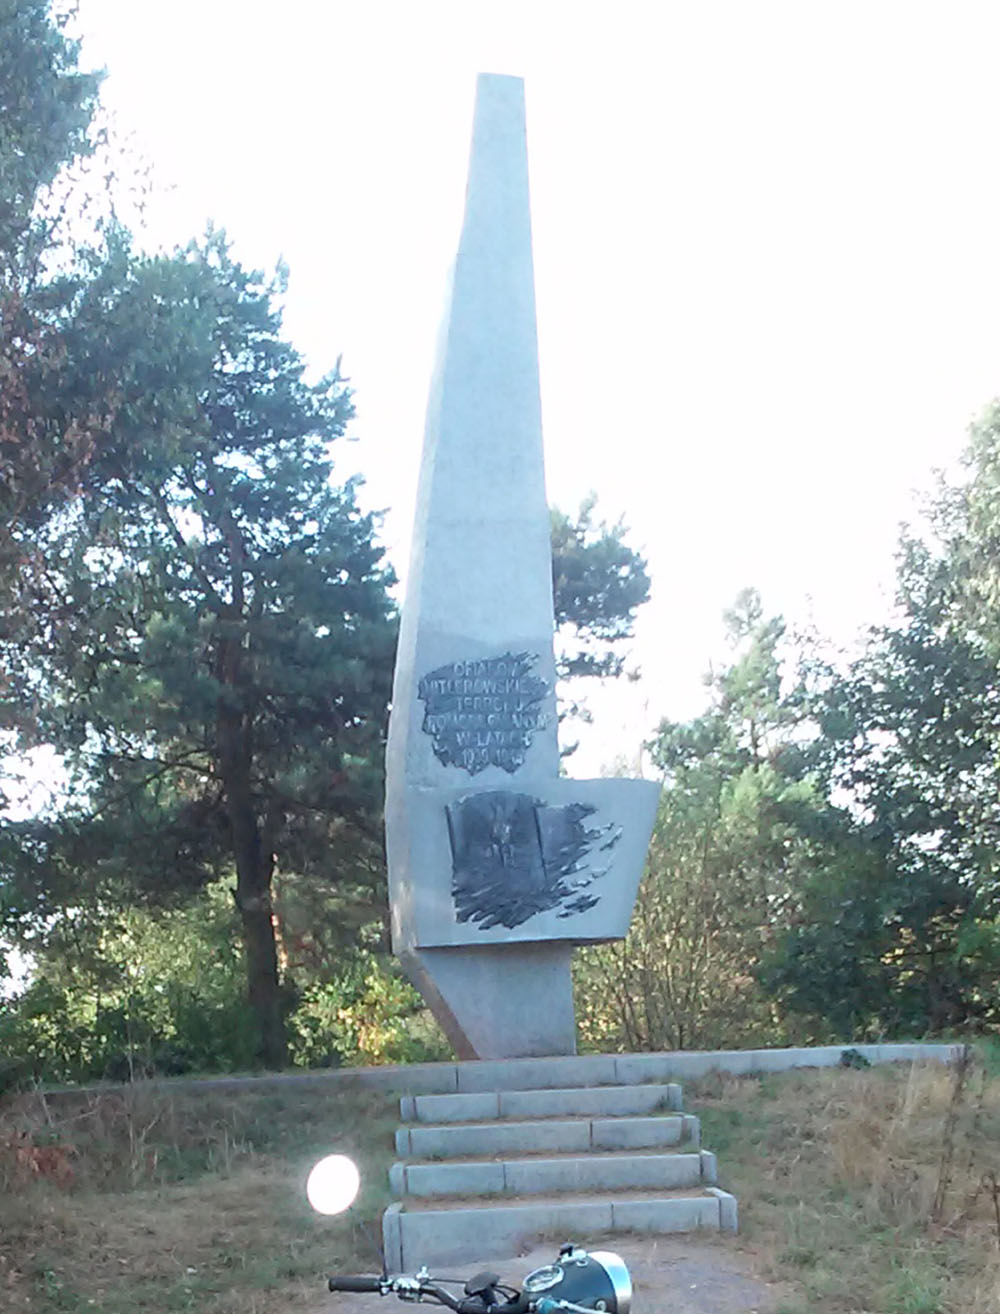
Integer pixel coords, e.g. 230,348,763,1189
417,652,548,774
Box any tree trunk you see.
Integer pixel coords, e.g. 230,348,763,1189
238,884,287,1068
214,511,287,1070
218,698,287,1069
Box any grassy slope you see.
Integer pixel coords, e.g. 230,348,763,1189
692,1055,1000,1314
0,1083,398,1313
2,1057,998,1313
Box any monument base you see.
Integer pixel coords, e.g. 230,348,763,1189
401,942,577,1059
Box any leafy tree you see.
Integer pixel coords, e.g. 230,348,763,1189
762,415,1000,1037
0,882,449,1090
575,590,845,1050
0,884,258,1090
957,399,1000,633
2,234,397,1068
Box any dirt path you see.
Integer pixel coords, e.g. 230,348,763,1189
311,1235,791,1314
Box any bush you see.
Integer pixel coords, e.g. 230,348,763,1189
1,884,451,1088
287,955,452,1068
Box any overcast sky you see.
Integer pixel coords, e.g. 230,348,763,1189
73,0,1000,770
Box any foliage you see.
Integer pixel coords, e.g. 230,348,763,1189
575,416,1000,1047
576,589,845,1051
0,881,450,1091
0,0,102,255
288,954,451,1069
1,234,397,1068
550,494,650,682
1,886,264,1090
0,962,261,1096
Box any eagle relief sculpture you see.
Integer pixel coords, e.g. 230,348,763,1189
446,790,622,930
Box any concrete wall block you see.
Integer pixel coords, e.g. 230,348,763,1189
351,1063,460,1094
615,1054,709,1081
872,1042,961,1065
683,1115,700,1148
382,1203,404,1274
630,1153,702,1191
752,1047,834,1072
411,1092,500,1123
394,1128,411,1156
409,1119,590,1160
404,1160,505,1198
399,1096,417,1122
613,1054,675,1084
504,1152,701,1196
683,1054,733,1078
591,1116,684,1150
699,1150,718,1185
456,1055,617,1093
400,1043,961,1093
503,1157,600,1195
706,1187,739,1233
388,1162,407,1197
500,1083,677,1120
611,1195,720,1232
715,1050,757,1075
397,1201,614,1270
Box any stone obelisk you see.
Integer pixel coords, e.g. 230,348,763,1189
385,73,659,1060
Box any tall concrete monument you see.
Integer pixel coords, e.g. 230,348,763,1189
385,73,659,1059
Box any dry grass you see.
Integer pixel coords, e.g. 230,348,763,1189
690,1049,1000,1314
3,1055,999,1313
0,1081,398,1312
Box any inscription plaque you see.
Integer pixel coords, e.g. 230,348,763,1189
445,790,622,930
418,652,548,774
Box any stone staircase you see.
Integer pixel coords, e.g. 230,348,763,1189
381,1079,737,1270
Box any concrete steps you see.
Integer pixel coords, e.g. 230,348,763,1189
395,1114,699,1158
400,1083,683,1122
393,1150,710,1198
382,1079,737,1270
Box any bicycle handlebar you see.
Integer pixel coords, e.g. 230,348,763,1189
324,1275,531,1314
328,1275,385,1293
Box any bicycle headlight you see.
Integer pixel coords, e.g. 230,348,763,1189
523,1248,631,1314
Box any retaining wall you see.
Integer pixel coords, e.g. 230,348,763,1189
42,1041,964,1101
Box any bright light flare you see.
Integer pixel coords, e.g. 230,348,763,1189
306,1154,361,1215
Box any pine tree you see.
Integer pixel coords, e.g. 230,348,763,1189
4,235,396,1067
